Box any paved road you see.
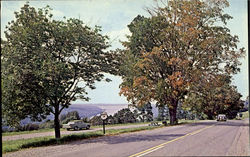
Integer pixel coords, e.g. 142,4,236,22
3,124,149,141
3,119,249,157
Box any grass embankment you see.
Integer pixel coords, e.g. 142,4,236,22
242,111,249,119
2,125,162,154
2,122,151,137
3,120,197,137
2,128,58,136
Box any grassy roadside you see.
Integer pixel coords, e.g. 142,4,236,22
242,111,249,119
2,119,200,154
2,126,162,154
3,120,197,137
2,122,151,137
2,128,58,136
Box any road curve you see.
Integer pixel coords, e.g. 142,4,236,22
3,119,249,157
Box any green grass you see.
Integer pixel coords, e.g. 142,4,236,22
2,122,151,137
2,119,201,154
2,120,198,137
242,111,249,119
2,128,67,136
2,125,161,154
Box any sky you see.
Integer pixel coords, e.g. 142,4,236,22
1,0,248,104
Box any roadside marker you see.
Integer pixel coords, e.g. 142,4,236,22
129,124,215,157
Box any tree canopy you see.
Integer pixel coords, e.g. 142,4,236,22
119,0,245,124
1,3,118,138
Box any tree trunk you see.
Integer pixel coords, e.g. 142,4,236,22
54,105,61,139
169,99,178,125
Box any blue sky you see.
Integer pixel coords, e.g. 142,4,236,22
1,0,248,104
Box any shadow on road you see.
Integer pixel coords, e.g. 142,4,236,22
67,133,185,145
65,120,248,146
185,120,248,127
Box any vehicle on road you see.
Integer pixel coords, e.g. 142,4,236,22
217,114,227,121
63,120,91,131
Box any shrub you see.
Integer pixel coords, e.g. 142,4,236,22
17,123,39,131
39,120,54,129
60,111,81,124
90,116,103,126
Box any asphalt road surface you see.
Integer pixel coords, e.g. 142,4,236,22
4,119,249,157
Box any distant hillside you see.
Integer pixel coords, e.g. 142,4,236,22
20,104,104,125
20,103,159,125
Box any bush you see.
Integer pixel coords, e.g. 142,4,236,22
113,108,136,124
60,111,81,124
17,123,39,131
39,120,54,129
90,116,103,126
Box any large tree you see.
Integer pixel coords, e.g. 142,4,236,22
1,4,118,138
183,74,243,119
119,0,245,124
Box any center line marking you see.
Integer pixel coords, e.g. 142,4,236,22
129,124,215,157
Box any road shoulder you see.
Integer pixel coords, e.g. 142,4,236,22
227,119,249,156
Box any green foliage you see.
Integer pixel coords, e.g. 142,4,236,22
60,111,81,124
113,108,137,124
2,3,117,138
119,0,245,125
136,102,154,122
183,74,243,119
90,108,137,126
39,120,55,129
17,123,40,131
90,115,103,126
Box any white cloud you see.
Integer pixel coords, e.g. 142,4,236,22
106,27,131,49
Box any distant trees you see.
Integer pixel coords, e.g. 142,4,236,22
89,115,103,126
113,108,137,124
90,108,137,126
136,102,154,122
157,105,167,121
59,111,80,124
119,0,245,124
2,4,118,138
243,96,249,111
183,74,243,119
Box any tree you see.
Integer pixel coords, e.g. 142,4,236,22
136,102,153,122
113,108,137,124
183,74,243,119
90,115,103,126
119,0,245,125
157,105,166,121
60,111,81,124
244,96,249,111
2,4,117,138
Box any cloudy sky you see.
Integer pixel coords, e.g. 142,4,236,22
1,0,248,104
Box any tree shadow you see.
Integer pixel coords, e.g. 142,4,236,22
67,133,185,145
185,120,249,127
65,120,248,146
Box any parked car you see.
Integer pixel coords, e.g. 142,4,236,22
63,120,90,131
217,114,227,121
